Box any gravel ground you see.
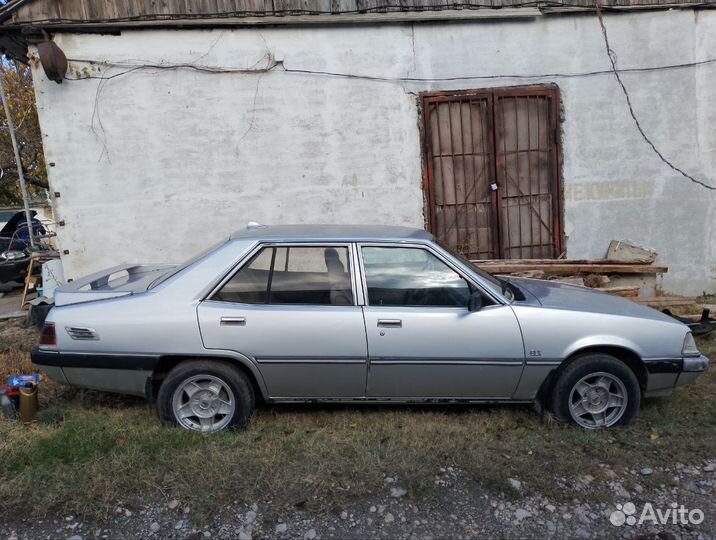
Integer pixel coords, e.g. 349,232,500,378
2,461,714,540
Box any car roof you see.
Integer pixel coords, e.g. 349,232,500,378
229,224,434,243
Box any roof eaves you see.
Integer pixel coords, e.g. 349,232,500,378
0,0,33,24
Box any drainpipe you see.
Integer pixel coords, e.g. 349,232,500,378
0,75,35,248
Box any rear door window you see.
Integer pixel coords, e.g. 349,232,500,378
212,246,354,305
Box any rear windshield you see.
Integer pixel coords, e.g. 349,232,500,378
149,238,229,289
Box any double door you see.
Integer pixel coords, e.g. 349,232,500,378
422,85,563,260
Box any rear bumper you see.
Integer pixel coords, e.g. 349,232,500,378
31,347,155,397
31,347,159,370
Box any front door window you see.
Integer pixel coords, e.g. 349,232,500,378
361,246,471,307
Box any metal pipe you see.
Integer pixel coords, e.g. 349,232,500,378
0,73,36,248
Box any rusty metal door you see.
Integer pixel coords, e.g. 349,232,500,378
494,87,562,259
422,85,562,260
422,92,499,259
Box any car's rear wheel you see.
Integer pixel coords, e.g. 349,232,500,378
550,354,640,429
157,360,255,433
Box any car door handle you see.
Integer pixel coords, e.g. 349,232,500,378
220,316,246,326
377,319,402,328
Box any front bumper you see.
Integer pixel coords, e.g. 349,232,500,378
643,354,710,397
682,354,710,373
677,354,710,387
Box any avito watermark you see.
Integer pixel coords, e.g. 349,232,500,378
610,501,704,527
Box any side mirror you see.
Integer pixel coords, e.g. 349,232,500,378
468,291,484,312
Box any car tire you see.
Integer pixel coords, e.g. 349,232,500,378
157,360,255,433
550,353,640,429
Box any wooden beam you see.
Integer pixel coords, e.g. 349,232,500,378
595,286,640,298
635,296,697,307
477,263,668,274
472,258,653,265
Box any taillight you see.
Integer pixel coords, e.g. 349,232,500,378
39,322,56,346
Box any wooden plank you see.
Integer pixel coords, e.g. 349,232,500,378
595,286,640,298
481,263,668,275
0,310,27,321
635,296,697,307
473,258,653,265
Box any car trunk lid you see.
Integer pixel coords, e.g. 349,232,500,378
54,263,176,306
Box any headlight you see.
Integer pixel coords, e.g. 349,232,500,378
682,333,700,357
0,250,25,261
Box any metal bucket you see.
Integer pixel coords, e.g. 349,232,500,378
19,383,38,424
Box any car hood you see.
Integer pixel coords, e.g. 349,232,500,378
507,277,677,323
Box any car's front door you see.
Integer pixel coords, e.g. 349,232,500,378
197,244,368,399
359,244,524,399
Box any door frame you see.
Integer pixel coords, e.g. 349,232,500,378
354,241,508,308
355,241,525,399
198,241,369,399
420,84,564,259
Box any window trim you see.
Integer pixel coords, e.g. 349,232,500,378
205,241,359,307
356,242,504,309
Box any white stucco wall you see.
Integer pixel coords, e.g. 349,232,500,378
29,10,716,294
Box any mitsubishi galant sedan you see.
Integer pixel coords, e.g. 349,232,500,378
32,224,709,433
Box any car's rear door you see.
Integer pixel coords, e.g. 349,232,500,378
197,243,368,399
358,244,524,399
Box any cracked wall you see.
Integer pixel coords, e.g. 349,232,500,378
30,10,716,294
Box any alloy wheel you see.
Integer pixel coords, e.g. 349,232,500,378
172,374,235,433
568,371,628,429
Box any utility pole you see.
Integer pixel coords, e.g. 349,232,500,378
0,71,35,248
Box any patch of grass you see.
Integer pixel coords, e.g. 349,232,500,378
0,322,714,521
35,407,65,426
0,319,38,380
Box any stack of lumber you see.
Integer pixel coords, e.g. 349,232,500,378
475,259,666,276
471,241,698,307
472,256,694,308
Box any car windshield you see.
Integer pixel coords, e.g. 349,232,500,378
435,240,512,301
149,238,229,289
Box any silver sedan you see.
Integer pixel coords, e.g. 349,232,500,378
32,224,710,432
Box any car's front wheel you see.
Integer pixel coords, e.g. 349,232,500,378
551,353,640,429
157,360,255,433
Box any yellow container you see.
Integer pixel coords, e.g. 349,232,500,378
19,383,38,424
